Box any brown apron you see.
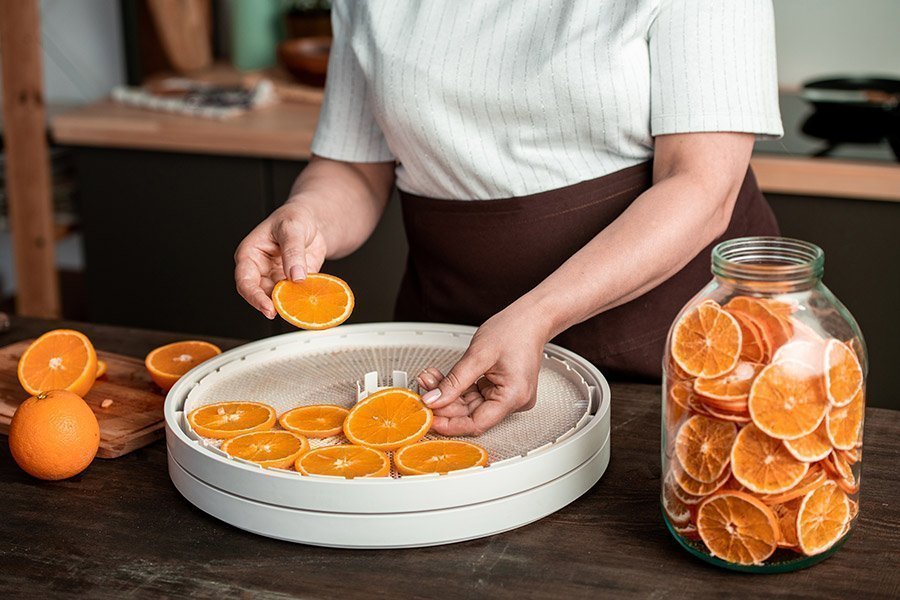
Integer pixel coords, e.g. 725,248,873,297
394,162,779,381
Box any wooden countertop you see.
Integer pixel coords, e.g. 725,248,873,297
2,317,898,599
52,99,900,202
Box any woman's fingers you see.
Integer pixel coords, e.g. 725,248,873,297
273,218,311,282
416,367,443,391
234,249,276,319
431,398,511,436
421,345,494,409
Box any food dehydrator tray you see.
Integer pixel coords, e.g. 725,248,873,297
164,322,611,548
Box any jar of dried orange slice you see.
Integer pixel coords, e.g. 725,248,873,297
662,237,865,572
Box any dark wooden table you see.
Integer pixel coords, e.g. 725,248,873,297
1,318,898,599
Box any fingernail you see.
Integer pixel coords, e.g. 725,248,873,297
421,389,441,405
289,266,306,282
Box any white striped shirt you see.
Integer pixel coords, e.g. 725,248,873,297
311,0,783,200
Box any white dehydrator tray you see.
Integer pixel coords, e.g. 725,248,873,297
164,322,611,548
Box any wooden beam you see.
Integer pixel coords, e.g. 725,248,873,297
0,0,61,317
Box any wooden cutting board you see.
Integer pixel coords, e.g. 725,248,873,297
0,340,166,458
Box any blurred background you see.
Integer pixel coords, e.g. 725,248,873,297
0,0,898,407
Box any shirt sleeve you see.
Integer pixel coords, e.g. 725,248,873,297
310,0,395,162
648,0,783,138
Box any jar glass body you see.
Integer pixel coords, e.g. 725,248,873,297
661,237,866,572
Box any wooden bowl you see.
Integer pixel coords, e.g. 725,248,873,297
278,36,331,88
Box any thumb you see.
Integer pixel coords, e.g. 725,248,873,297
421,346,493,409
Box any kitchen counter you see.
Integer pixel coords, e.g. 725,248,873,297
1,318,898,599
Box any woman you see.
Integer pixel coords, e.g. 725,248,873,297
235,1,782,436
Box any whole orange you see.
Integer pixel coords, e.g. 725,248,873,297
9,390,100,480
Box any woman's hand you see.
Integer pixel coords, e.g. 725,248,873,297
416,300,551,436
234,202,328,319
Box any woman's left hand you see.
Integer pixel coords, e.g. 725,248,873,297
417,301,550,436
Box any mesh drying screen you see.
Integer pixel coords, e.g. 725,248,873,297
183,343,592,474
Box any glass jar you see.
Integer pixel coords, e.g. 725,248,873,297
661,237,866,572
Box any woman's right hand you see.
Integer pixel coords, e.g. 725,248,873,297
234,202,328,319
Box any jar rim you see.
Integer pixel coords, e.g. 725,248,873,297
712,237,824,283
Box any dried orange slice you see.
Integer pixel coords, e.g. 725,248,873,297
272,273,355,330
783,421,833,463
839,447,860,465
295,445,390,478
663,471,692,525
666,381,691,431
797,481,850,556
17,329,98,398
221,430,309,469
188,401,276,439
748,361,829,440
759,466,827,506
772,340,825,371
96,360,109,378
145,340,222,392
278,404,349,438
394,440,489,475
732,311,767,363
697,491,779,565
697,405,752,424
671,302,742,378
343,387,433,451
826,389,864,451
730,423,809,494
726,296,792,350
824,339,863,407
694,361,762,401
673,462,730,497
772,498,802,548
674,415,737,483
823,451,859,495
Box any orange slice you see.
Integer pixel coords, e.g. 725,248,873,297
343,387,433,451
823,451,859,495
694,361,763,402
221,430,309,469
17,329,98,398
732,311,767,363
748,361,829,440
730,423,809,494
663,470,692,525
824,339,863,407
772,498,802,548
278,404,349,438
725,296,792,350
96,360,108,378
295,445,390,478
697,491,779,566
783,421,833,463
826,389,864,451
671,302,742,378
145,340,222,392
394,440,489,475
674,415,737,483
666,381,691,431
797,481,850,556
272,273,355,330
758,465,827,506
672,462,730,497
839,447,860,465
188,401,276,439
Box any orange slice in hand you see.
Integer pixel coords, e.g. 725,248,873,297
343,387,433,451
697,491,779,566
694,361,763,402
17,329,98,398
188,401,276,439
272,273,355,330
671,301,742,378
748,361,829,440
797,481,850,556
145,340,221,392
824,339,863,407
675,415,737,483
730,423,809,494
783,421,833,463
221,430,309,469
394,440,489,476
826,389,864,451
295,445,390,478
279,404,349,438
